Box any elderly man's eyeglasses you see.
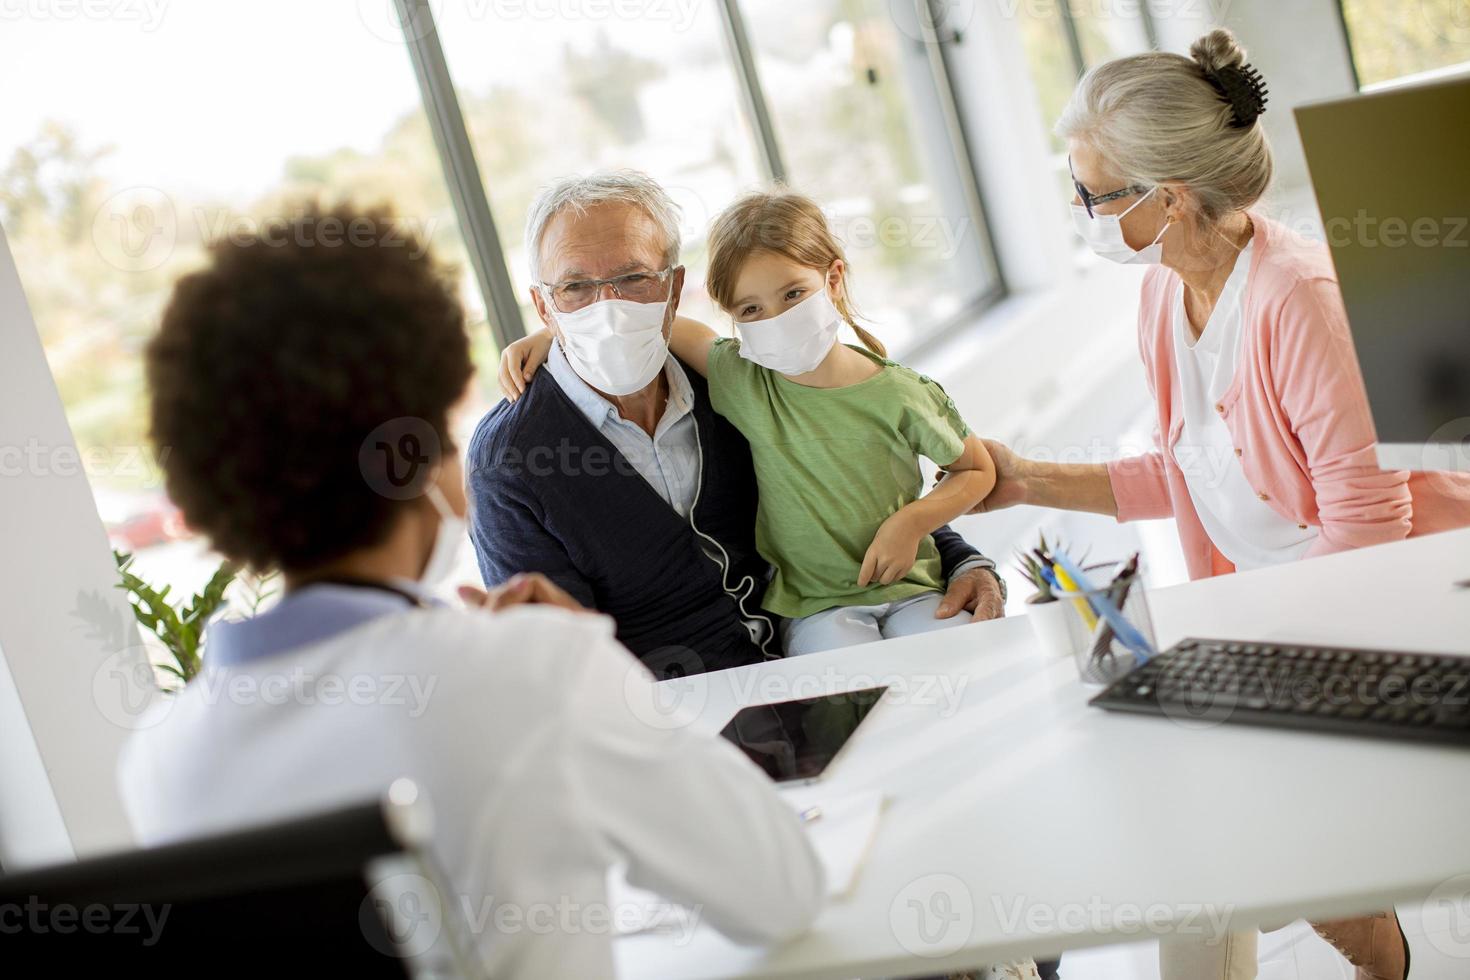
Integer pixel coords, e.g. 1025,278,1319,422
1069,156,1149,219
538,267,678,314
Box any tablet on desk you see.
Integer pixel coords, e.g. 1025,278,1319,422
719,686,887,785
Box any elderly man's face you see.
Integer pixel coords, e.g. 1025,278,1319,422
530,202,683,339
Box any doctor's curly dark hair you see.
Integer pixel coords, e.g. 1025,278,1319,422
146,202,474,573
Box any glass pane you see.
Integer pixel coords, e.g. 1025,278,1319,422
1072,4,1152,69
1015,4,1081,152
1341,0,1470,87
0,3,478,592
741,0,998,354
433,3,765,332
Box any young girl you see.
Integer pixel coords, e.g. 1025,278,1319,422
501,190,998,657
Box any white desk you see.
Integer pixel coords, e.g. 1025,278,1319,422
617,528,1470,979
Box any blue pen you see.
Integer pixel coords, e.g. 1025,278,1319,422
1051,551,1156,663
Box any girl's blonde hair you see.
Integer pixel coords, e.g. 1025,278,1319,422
706,190,887,358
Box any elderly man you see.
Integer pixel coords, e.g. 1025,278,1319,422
467,171,1005,677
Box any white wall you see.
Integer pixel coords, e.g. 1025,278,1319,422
0,224,148,868
1213,0,1358,195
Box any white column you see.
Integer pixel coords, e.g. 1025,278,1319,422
0,223,149,868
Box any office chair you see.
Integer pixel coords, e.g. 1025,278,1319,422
0,784,477,977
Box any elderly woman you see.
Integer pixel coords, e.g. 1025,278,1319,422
972,27,1470,980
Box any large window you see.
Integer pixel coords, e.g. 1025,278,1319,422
1013,0,1155,240
431,0,1002,351
432,1,765,329
1,0,1006,588
0,3,479,588
740,0,999,351
1339,0,1470,88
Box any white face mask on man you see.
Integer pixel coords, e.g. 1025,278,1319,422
1070,186,1171,265
552,295,673,397
734,285,842,376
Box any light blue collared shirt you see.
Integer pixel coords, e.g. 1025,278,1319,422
546,341,701,518
208,580,435,667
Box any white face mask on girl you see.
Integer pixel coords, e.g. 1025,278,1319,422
1070,186,1171,265
553,296,672,397
420,484,467,586
734,286,842,375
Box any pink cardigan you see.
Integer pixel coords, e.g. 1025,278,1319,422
1106,213,1470,580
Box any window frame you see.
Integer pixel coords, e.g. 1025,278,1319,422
391,0,1009,356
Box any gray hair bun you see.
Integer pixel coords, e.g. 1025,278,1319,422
1190,28,1269,128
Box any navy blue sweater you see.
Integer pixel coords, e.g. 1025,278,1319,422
466,362,984,676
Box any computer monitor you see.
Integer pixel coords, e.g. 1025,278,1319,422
1296,75,1470,473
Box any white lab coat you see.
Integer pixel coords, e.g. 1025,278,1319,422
118,604,824,978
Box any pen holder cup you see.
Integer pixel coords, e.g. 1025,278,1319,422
1051,568,1157,687
1026,596,1091,661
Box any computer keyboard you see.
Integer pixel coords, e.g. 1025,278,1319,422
1090,638,1470,746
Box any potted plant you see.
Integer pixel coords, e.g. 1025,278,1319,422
113,550,277,692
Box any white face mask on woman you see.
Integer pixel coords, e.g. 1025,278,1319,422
1070,186,1171,265
420,484,467,586
735,287,842,375
554,296,672,396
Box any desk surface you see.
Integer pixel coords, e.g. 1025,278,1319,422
616,528,1470,979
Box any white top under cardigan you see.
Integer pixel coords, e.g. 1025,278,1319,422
1171,241,1319,571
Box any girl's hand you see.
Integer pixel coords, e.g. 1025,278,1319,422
498,330,554,401
858,512,924,587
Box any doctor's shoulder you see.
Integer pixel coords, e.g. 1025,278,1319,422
402,603,628,685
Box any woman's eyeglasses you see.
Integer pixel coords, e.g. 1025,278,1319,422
1069,156,1149,218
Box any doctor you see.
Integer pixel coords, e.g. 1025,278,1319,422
120,204,824,979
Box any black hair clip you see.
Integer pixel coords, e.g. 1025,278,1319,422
1205,62,1269,128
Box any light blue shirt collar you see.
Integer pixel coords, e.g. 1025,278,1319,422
545,340,695,436
207,580,434,668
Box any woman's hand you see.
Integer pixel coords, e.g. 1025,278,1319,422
498,330,554,402
458,572,586,613
858,512,925,587
937,439,1029,514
